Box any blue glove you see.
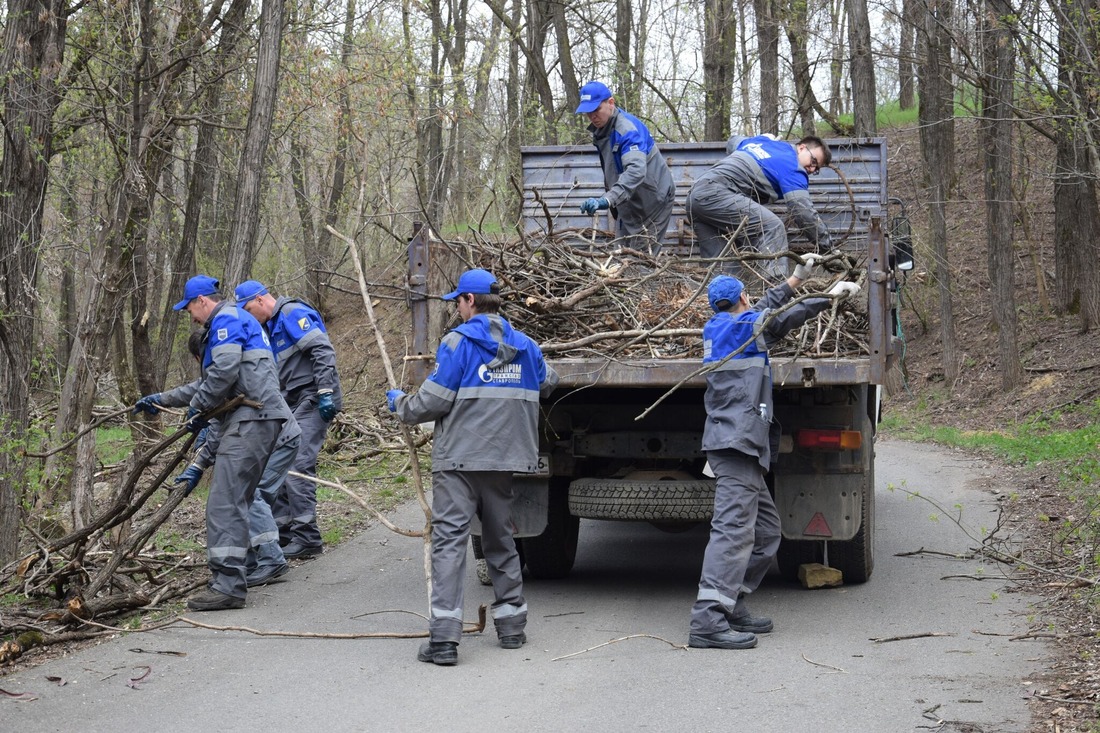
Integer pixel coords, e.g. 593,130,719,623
386,389,405,412
185,406,210,432
580,197,609,215
133,394,162,416
173,464,204,496
194,427,209,451
317,391,337,422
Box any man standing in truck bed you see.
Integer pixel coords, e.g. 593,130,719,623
688,265,860,649
575,81,675,253
687,134,833,279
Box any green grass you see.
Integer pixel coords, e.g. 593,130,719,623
96,425,133,464
882,400,1100,492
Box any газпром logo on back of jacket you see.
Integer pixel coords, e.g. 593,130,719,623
478,363,522,383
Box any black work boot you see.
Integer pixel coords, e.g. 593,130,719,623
688,629,758,650
186,589,246,612
499,632,527,650
417,641,458,666
726,597,773,634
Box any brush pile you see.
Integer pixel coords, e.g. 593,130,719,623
444,230,869,359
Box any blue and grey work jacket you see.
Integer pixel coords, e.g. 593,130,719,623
698,135,832,250
590,107,675,232
701,283,829,470
393,313,559,473
160,301,292,431
264,296,344,411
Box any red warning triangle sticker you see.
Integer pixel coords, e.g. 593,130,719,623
803,512,833,537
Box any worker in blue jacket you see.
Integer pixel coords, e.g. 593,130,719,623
575,81,675,253
236,280,343,560
687,134,833,279
387,268,559,666
163,330,300,589
688,265,861,650
133,275,292,611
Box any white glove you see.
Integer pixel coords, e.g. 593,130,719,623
792,253,824,281
828,281,861,297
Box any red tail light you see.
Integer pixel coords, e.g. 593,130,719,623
796,429,862,450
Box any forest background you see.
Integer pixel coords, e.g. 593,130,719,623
3,0,1100,616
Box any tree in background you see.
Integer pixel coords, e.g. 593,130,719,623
0,0,69,563
981,0,1022,388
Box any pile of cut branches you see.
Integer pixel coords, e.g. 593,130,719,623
444,230,869,359
0,399,247,665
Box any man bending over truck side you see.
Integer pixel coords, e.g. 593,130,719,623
688,261,861,650
686,134,833,280
386,268,559,666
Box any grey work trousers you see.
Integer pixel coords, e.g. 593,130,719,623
272,394,327,548
248,433,299,573
618,197,675,256
206,418,282,598
686,181,790,280
428,470,526,644
690,448,781,634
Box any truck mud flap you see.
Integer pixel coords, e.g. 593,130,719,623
568,478,715,522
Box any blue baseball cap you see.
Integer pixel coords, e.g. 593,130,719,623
707,275,744,313
173,275,220,311
235,280,269,305
575,81,612,114
442,269,499,301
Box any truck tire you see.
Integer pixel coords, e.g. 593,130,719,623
520,486,579,579
568,478,715,522
776,539,823,582
830,450,875,583
470,535,492,586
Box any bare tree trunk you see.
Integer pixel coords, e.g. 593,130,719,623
1054,0,1100,331
311,0,356,311
550,0,581,139
703,0,736,140
754,0,780,134
847,0,877,135
738,2,754,133
615,0,637,111
0,0,68,562
830,0,846,118
162,0,249,380
982,0,1022,389
918,0,958,386
786,0,818,136
899,0,917,109
225,0,286,285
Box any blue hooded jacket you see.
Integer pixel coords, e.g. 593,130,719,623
394,313,559,472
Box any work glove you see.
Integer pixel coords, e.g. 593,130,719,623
579,197,610,215
792,253,824,281
133,393,163,416
317,390,337,422
828,281,861,298
185,406,210,432
386,389,405,413
173,464,204,497
194,427,209,451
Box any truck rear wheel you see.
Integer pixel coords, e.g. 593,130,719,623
776,539,823,582
830,454,875,583
568,478,715,522
520,484,579,579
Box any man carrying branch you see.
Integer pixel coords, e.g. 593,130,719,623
133,275,293,611
688,265,860,649
387,269,559,666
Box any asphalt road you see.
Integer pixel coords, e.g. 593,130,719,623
1,439,1047,732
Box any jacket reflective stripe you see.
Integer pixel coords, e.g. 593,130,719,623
710,356,768,372
455,386,541,401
